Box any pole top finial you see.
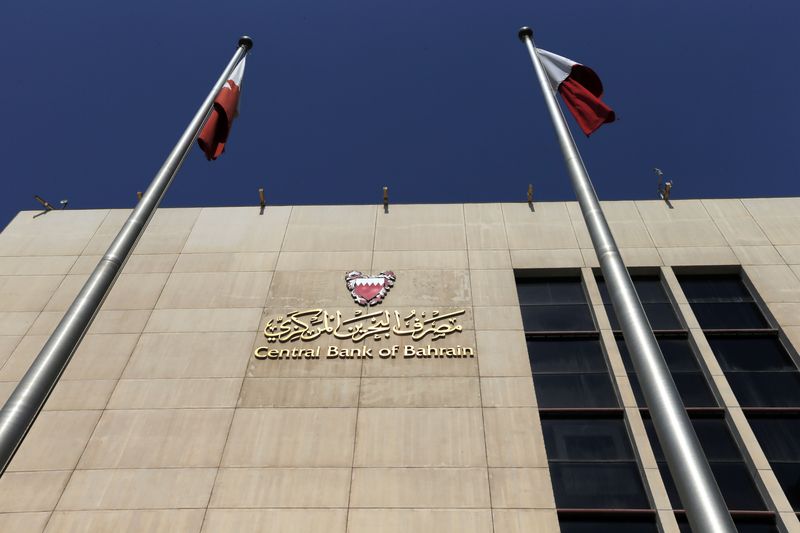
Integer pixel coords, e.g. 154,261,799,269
518,27,533,42
238,36,254,50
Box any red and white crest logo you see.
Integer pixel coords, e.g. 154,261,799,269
345,271,396,306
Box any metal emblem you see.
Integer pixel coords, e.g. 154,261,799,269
345,271,396,306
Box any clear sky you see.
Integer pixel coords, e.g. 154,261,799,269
1,1,798,229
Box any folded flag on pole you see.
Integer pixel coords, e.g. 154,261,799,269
198,57,246,160
538,49,615,136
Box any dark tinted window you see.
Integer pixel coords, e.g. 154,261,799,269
528,338,607,373
679,275,752,302
690,302,769,330
749,416,800,461
677,515,779,533
597,276,681,331
726,372,800,407
748,415,800,511
708,336,796,372
560,516,658,532
517,277,586,305
521,304,595,332
618,338,717,408
645,418,766,511
534,374,618,408
617,338,700,373
549,462,650,509
628,372,717,408
769,463,800,511
543,418,634,461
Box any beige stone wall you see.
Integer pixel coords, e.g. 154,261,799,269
0,198,798,532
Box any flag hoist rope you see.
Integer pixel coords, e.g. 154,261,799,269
518,27,736,533
0,36,253,476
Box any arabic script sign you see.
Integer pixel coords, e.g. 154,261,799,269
260,308,466,343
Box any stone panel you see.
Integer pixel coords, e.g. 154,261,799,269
282,205,376,252
201,509,346,533
144,308,262,333
0,255,76,276
57,468,216,510
8,410,101,471
173,252,278,273
210,467,351,508
349,467,490,508
359,377,480,407
78,409,233,468
46,510,205,533
238,377,360,407
0,275,64,312
464,203,508,250
475,330,531,377
222,408,356,467
354,408,486,467
277,251,371,272
347,509,492,533
503,202,578,251
483,408,547,467
489,468,555,508
0,470,71,512
156,271,272,309
182,206,291,253
0,209,108,257
123,332,254,379
108,378,242,409
375,204,466,251
480,377,537,407
492,509,559,533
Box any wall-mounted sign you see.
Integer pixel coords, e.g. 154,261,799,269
253,270,476,361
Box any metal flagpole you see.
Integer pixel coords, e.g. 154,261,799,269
0,35,254,476
518,27,736,533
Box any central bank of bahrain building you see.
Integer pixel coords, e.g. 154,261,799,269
0,198,799,532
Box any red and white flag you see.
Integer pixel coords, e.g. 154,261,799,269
198,57,246,160
538,49,615,136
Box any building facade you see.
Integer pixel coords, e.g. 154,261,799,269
0,198,799,532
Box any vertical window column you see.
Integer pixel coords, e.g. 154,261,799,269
678,272,800,522
517,274,655,532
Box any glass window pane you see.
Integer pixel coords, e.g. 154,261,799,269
677,516,779,533
671,373,719,408
596,276,670,304
644,418,742,462
549,462,650,509
618,338,700,373
748,416,800,461
534,374,618,408
658,462,766,511
679,275,752,303
691,302,769,330
708,336,796,372
770,462,800,511
604,303,681,331
643,303,682,330
710,462,767,510
560,517,658,532
543,418,634,460
727,372,800,408
521,304,595,331
628,372,717,408
516,277,586,305
527,338,608,373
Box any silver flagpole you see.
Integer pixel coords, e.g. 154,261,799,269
0,35,253,476
518,27,735,533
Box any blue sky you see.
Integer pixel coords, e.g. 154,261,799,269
1,1,797,229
